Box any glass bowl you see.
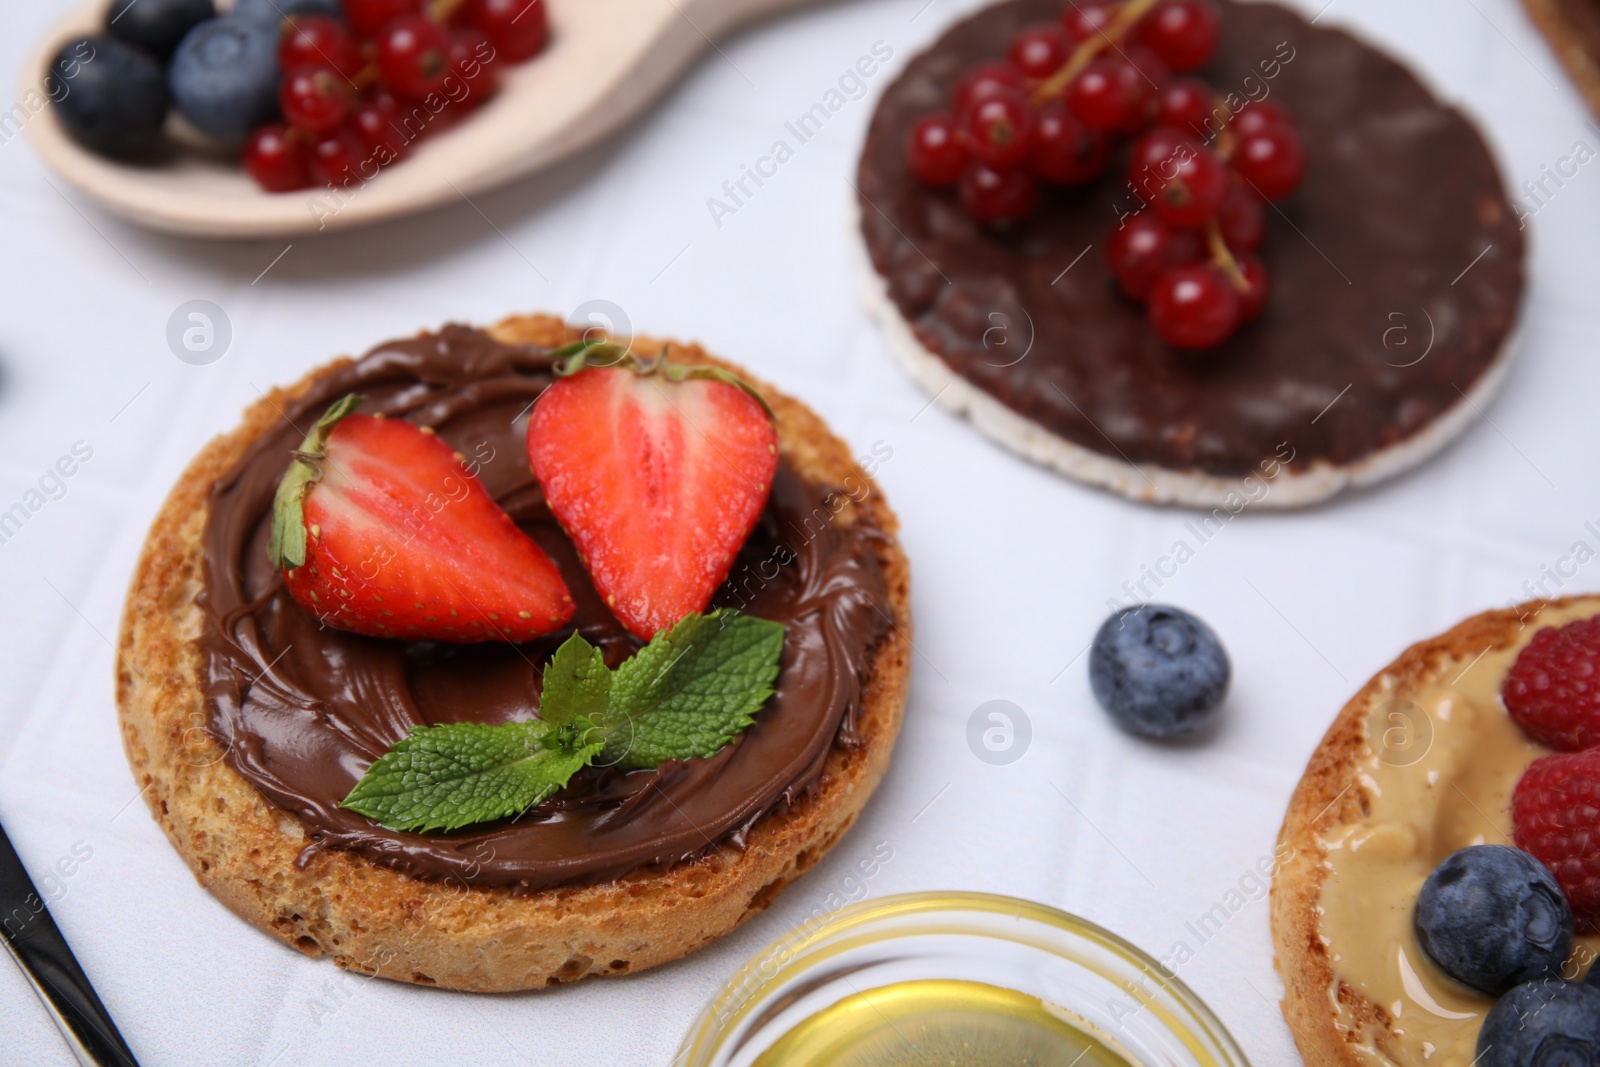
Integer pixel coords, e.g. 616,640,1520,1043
674,891,1251,1067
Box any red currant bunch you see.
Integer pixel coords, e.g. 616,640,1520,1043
901,0,1308,349
242,0,550,193
1113,102,1298,347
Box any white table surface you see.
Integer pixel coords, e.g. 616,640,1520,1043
2,0,1598,1063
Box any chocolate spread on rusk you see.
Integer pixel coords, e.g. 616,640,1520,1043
199,325,892,892
858,0,1523,477
1317,599,1600,1065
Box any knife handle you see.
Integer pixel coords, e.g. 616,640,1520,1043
0,827,139,1067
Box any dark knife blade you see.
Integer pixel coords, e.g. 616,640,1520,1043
0,821,139,1067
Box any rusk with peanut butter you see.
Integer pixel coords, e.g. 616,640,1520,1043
1272,596,1600,1066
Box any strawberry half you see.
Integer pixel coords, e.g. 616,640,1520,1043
268,394,575,642
526,342,779,641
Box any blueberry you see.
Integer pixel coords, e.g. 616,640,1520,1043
1477,979,1600,1067
105,0,215,62
51,36,169,160
1089,605,1229,738
1414,845,1571,996
168,17,279,142
232,0,342,25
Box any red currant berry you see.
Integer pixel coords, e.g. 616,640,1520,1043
1148,264,1239,348
1126,126,1190,201
376,14,452,100
371,86,404,112
461,0,548,63
1233,252,1269,322
1128,129,1226,228
1156,76,1213,137
1107,212,1201,300
1125,45,1171,87
1061,0,1119,44
953,62,1027,118
1153,146,1226,228
350,91,408,161
907,114,969,186
243,122,312,192
278,15,363,78
1117,47,1169,133
1230,100,1291,138
1008,24,1071,79
1136,0,1221,72
963,88,1037,169
960,163,1037,226
309,129,367,187
342,0,421,40
1030,102,1108,185
446,27,500,103
1233,126,1307,200
279,65,351,136
1066,58,1133,132
1219,184,1264,250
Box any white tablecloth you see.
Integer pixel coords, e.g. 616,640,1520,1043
2,0,1598,1062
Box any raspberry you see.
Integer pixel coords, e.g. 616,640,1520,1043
1505,617,1600,751
1513,748,1600,929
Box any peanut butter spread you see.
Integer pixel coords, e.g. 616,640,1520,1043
1318,599,1600,1065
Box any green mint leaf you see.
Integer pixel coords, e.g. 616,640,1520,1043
341,611,785,833
603,610,786,771
341,720,601,833
538,630,611,727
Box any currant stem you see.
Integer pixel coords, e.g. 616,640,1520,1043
1213,97,1238,158
1032,0,1163,106
1204,218,1250,293
426,0,468,23
334,62,383,94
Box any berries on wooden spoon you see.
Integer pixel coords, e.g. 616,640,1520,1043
526,342,779,642
168,16,281,142
105,0,214,62
243,121,313,190
277,15,363,79
268,394,575,642
376,14,453,100
279,66,352,136
461,0,549,63
50,36,169,160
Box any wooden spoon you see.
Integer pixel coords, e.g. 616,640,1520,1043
21,0,821,238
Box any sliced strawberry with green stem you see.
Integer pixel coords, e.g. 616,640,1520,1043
269,393,575,642
526,341,779,641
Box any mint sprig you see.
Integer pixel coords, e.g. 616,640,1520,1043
539,629,611,726
340,719,603,834
341,610,785,832
606,611,786,771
